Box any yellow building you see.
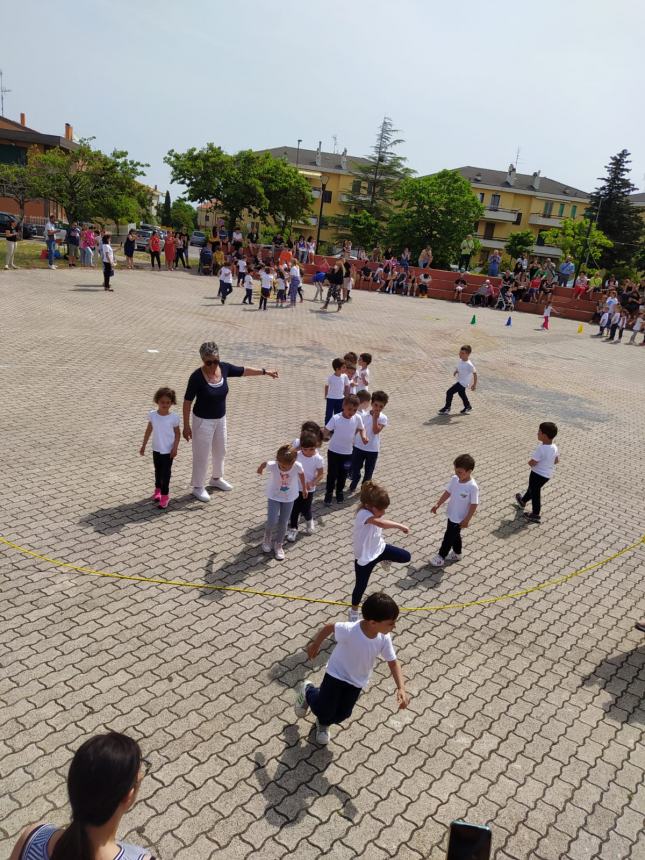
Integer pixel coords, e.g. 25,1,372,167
256,144,370,248
454,165,589,262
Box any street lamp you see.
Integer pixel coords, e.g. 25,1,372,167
315,175,329,255
296,139,302,168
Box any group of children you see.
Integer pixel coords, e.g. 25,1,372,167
139,343,562,745
595,307,644,344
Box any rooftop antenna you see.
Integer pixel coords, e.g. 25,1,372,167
332,134,338,154
513,145,521,171
0,69,11,117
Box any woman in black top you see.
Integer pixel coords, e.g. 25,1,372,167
183,341,278,502
123,230,136,269
4,219,19,269
322,262,344,311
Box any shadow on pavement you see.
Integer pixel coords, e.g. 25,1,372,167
79,494,197,534
267,644,330,690
199,524,272,602
253,725,358,826
396,564,446,590
491,510,530,539
582,645,645,726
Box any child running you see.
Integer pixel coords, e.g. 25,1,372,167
324,358,350,424
323,395,368,504
242,271,255,305
259,266,274,311
438,345,477,415
286,431,324,540
257,444,307,560
139,387,180,509
349,390,389,492
350,481,411,619
294,591,409,745
515,422,559,523
430,454,479,567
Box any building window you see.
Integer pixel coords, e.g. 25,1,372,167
514,212,522,225
483,223,495,239
558,203,565,217
205,215,210,223
478,192,485,203
543,201,553,217
322,190,332,204
571,205,577,219
490,194,500,210
351,180,362,194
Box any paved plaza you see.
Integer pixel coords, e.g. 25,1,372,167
1,266,644,860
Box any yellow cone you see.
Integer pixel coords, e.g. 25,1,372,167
577,324,584,334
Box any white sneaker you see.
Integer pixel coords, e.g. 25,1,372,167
3,265,7,270
294,679,313,717
274,543,285,561
430,554,445,567
209,477,233,491
305,520,315,535
348,609,360,622
316,720,331,745
286,528,298,543
48,264,57,270
191,487,210,502
447,550,462,561
261,541,272,553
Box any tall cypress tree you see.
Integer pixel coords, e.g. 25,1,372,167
588,149,643,271
162,190,172,226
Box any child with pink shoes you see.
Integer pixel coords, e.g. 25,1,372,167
139,387,181,509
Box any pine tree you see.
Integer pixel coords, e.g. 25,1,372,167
162,190,172,226
588,149,643,271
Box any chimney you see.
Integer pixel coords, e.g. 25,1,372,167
315,141,322,167
64,123,73,140
474,171,482,182
340,147,347,170
505,163,516,186
20,112,26,126
531,170,541,190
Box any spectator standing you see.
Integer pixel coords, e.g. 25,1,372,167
4,218,19,269
557,255,575,287
487,250,501,277
45,213,58,269
458,235,475,270
149,231,162,269
80,225,95,267
175,233,187,269
164,231,176,270
418,246,432,268
66,221,81,267
247,227,259,258
123,229,136,269
306,235,316,263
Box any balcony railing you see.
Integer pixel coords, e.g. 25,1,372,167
529,213,563,227
482,205,520,223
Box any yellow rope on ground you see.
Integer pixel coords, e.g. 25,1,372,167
0,535,643,614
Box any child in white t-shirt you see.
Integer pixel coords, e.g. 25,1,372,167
596,309,610,337
323,395,368,504
515,422,559,522
349,390,389,492
628,313,643,344
541,302,560,330
430,454,479,566
438,345,477,415
294,592,409,745
257,445,307,560
286,430,324,541
353,352,372,392
324,358,350,424
350,481,410,618
259,266,274,311
236,254,248,286
218,264,233,304
139,387,180,509
242,272,255,305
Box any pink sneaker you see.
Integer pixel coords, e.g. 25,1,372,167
158,494,169,509
152,488,161,501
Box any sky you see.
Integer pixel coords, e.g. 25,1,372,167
5,0,644,201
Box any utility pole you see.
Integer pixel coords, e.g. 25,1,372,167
0,70,11,117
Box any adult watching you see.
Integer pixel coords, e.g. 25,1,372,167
183,341,278,502
9,731,154,860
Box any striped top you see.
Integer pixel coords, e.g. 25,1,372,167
21,824,151,860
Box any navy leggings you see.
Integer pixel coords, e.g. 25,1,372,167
305,673,361,726
350,448,378,488
324,397,344,425
352,543,411,606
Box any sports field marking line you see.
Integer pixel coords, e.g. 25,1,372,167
0,535,643,614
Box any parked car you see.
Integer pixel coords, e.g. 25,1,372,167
135,229,165,252
190,231,207,247
0,212,35,239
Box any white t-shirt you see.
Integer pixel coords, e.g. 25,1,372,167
260,272,274,290
148,410,180,454
289,264,300,280
297,449,324,488
530,443,559,478
354,367,370,392
610,311,621,325
264,460,304,502
327,373,349,400
237,258,247,273
456,359,476,387
445,475,479,524
220,266,233,284
606,296,618,312
633,318,642,332
243,273,254,290
326,412,365,455
101,244,114,264
327,621,396,690
544,305,554,318
354,408,388,453
353,507,385,565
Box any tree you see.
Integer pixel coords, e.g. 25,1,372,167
162,190,171,226
588,149,643,270
540,218,612,267
256,154,312,232
505,230,535,260
165,144,268,229
170,198,197,232
386,170,484,268
336,117,412,246
0,164,34,222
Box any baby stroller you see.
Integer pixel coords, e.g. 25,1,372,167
198,246,213,275
495,289,514,312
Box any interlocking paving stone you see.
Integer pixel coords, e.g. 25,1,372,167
1,266,644,858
